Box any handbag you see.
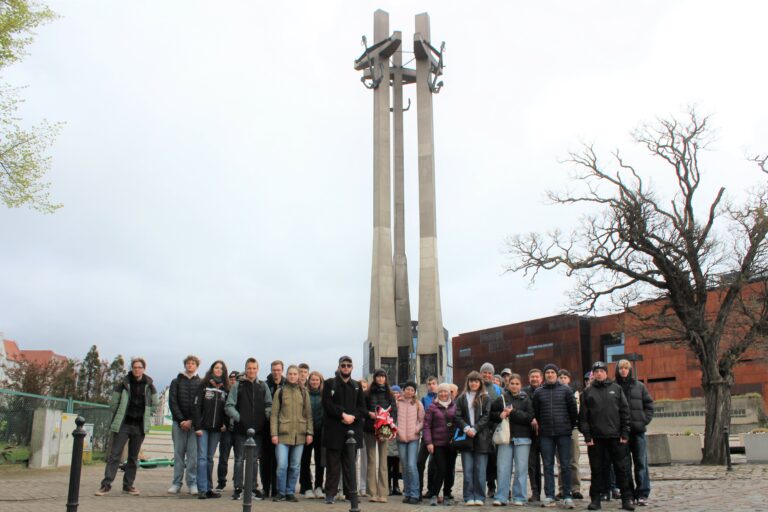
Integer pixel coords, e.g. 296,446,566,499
492,395,511,445
451,426,475,451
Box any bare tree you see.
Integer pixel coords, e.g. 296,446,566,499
505,109,768,464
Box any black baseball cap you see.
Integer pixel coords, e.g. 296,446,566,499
591,361,608,372
339,355,353,364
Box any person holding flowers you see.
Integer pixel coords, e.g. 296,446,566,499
364,368,398,502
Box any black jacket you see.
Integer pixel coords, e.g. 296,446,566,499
490,390,534,439
224,377,272,435
193,380,227,431
322,375,367,449
533,382,577,437
364,384,398,434
579,378,630,442
455,391,493,454
615,368,654,434
169,373,201,424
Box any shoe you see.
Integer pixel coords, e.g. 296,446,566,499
189,485,199,495
206,490,221,499
475,500,485,506
252,489,264,500
324,496,336,504
636,498,648,506
168,484,181,494
273,494,287,502
215,482,226,491
287,495,298,502
541,497,556,507
95,486,111,496
492,500,503,506
512,501,525,507
123,487,140,496
315,487,325,499
529,496,540,503
611,489,621,500
572,492,583,500
588,498,601,510
430,496,439,506
305,490,316,499
563,498,575,509
444,498,456,506
621,500,635,511
360,491,369,498
232,489,242,500
392,488,403,496
198,493,208,500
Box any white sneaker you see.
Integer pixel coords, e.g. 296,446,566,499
167,484,181,494
314,488,324,499
189,485,198,496
304,490,316,499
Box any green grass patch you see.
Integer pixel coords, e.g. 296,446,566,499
0,444,30,464
150,424,172,432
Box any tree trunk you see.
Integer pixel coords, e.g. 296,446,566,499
702,380,731,465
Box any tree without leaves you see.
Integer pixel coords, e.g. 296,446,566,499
505,109,768,464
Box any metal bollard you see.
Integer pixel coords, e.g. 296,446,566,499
724,426,732,471
243,428,256,512
345,429,359,512
66,416,87,512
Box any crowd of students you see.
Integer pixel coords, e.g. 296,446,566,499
93,354,654,511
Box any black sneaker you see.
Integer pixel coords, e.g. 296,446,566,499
252,489,264,501
588,499,601,510
286,495,298,502
273,494,286,502
206,490,221,499
232,489,242,500
621,500,635,511
215,483,226,491
572,492,584,500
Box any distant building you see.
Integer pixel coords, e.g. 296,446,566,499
453,284,768,412
0,334,67,386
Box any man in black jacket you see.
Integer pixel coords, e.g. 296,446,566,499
261,360,284,498
224,358,273,501
322,355,367,504
168,355,202,495
615,359,654,506
579,361,634,511
533,363,578,508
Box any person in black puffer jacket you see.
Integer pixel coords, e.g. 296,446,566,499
455,371,493,505
532,363,577,507
169,355,202,495
364,369,397,502
193,360,229,499
580,361,634,511
490,373,534,506
615,360,654,505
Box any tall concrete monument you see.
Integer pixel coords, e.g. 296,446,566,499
355,11,447,385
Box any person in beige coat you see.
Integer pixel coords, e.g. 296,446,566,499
271,365,313,501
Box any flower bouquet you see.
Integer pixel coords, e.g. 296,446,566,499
373,405,397,441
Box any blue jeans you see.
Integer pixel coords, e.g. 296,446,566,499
196,430,221,493
397,440,419,499
172,422,198,487
628,433,650,499
495,438,531,504
276,443,304,496
540,435,571,500
233,432,262,491
460,451,488,502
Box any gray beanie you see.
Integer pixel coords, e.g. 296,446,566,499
480,362,495,374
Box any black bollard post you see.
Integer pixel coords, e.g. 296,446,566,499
243,428,256,512
345,429,360,512
724,425,732,471
66,416,87,512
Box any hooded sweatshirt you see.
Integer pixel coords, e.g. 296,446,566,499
614,366,654,434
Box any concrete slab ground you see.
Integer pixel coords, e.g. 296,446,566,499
1,457,767,512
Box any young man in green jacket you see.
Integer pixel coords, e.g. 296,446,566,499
95,357,159,496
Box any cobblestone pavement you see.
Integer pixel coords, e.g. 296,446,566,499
1,459,767,512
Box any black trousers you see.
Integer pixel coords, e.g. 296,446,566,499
528,435,542,499
428,445,456,498
324,447,356,497
387,455,401,490
486,449,497,493
587,438,632,501
260,431,277,496
101,422,145,490
299,428,324,493
217,430,233,487
417,440,436,496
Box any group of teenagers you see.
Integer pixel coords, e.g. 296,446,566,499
94,353,654,511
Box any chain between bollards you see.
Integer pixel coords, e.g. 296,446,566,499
243,428,256,512
345,429,360,512
724,425,732,471
66,416,87,512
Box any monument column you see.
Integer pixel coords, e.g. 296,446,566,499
414,12,445,382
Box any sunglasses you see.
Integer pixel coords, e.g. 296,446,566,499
340,363,352,368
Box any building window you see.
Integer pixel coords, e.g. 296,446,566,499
381,357,397,383
601,332,625,362
459,347,471,358
420,354,437,384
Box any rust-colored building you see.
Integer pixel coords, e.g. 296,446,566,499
453,287,768,412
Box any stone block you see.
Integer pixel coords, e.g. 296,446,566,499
744,433,768,463
668,435,702,463
646,433,671,465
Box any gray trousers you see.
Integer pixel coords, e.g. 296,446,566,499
172,422,198,487
101,422,145,489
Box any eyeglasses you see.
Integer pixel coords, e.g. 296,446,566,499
340,363,352,368
132,366,144,370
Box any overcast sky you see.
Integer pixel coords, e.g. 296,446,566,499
1,1,766,389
